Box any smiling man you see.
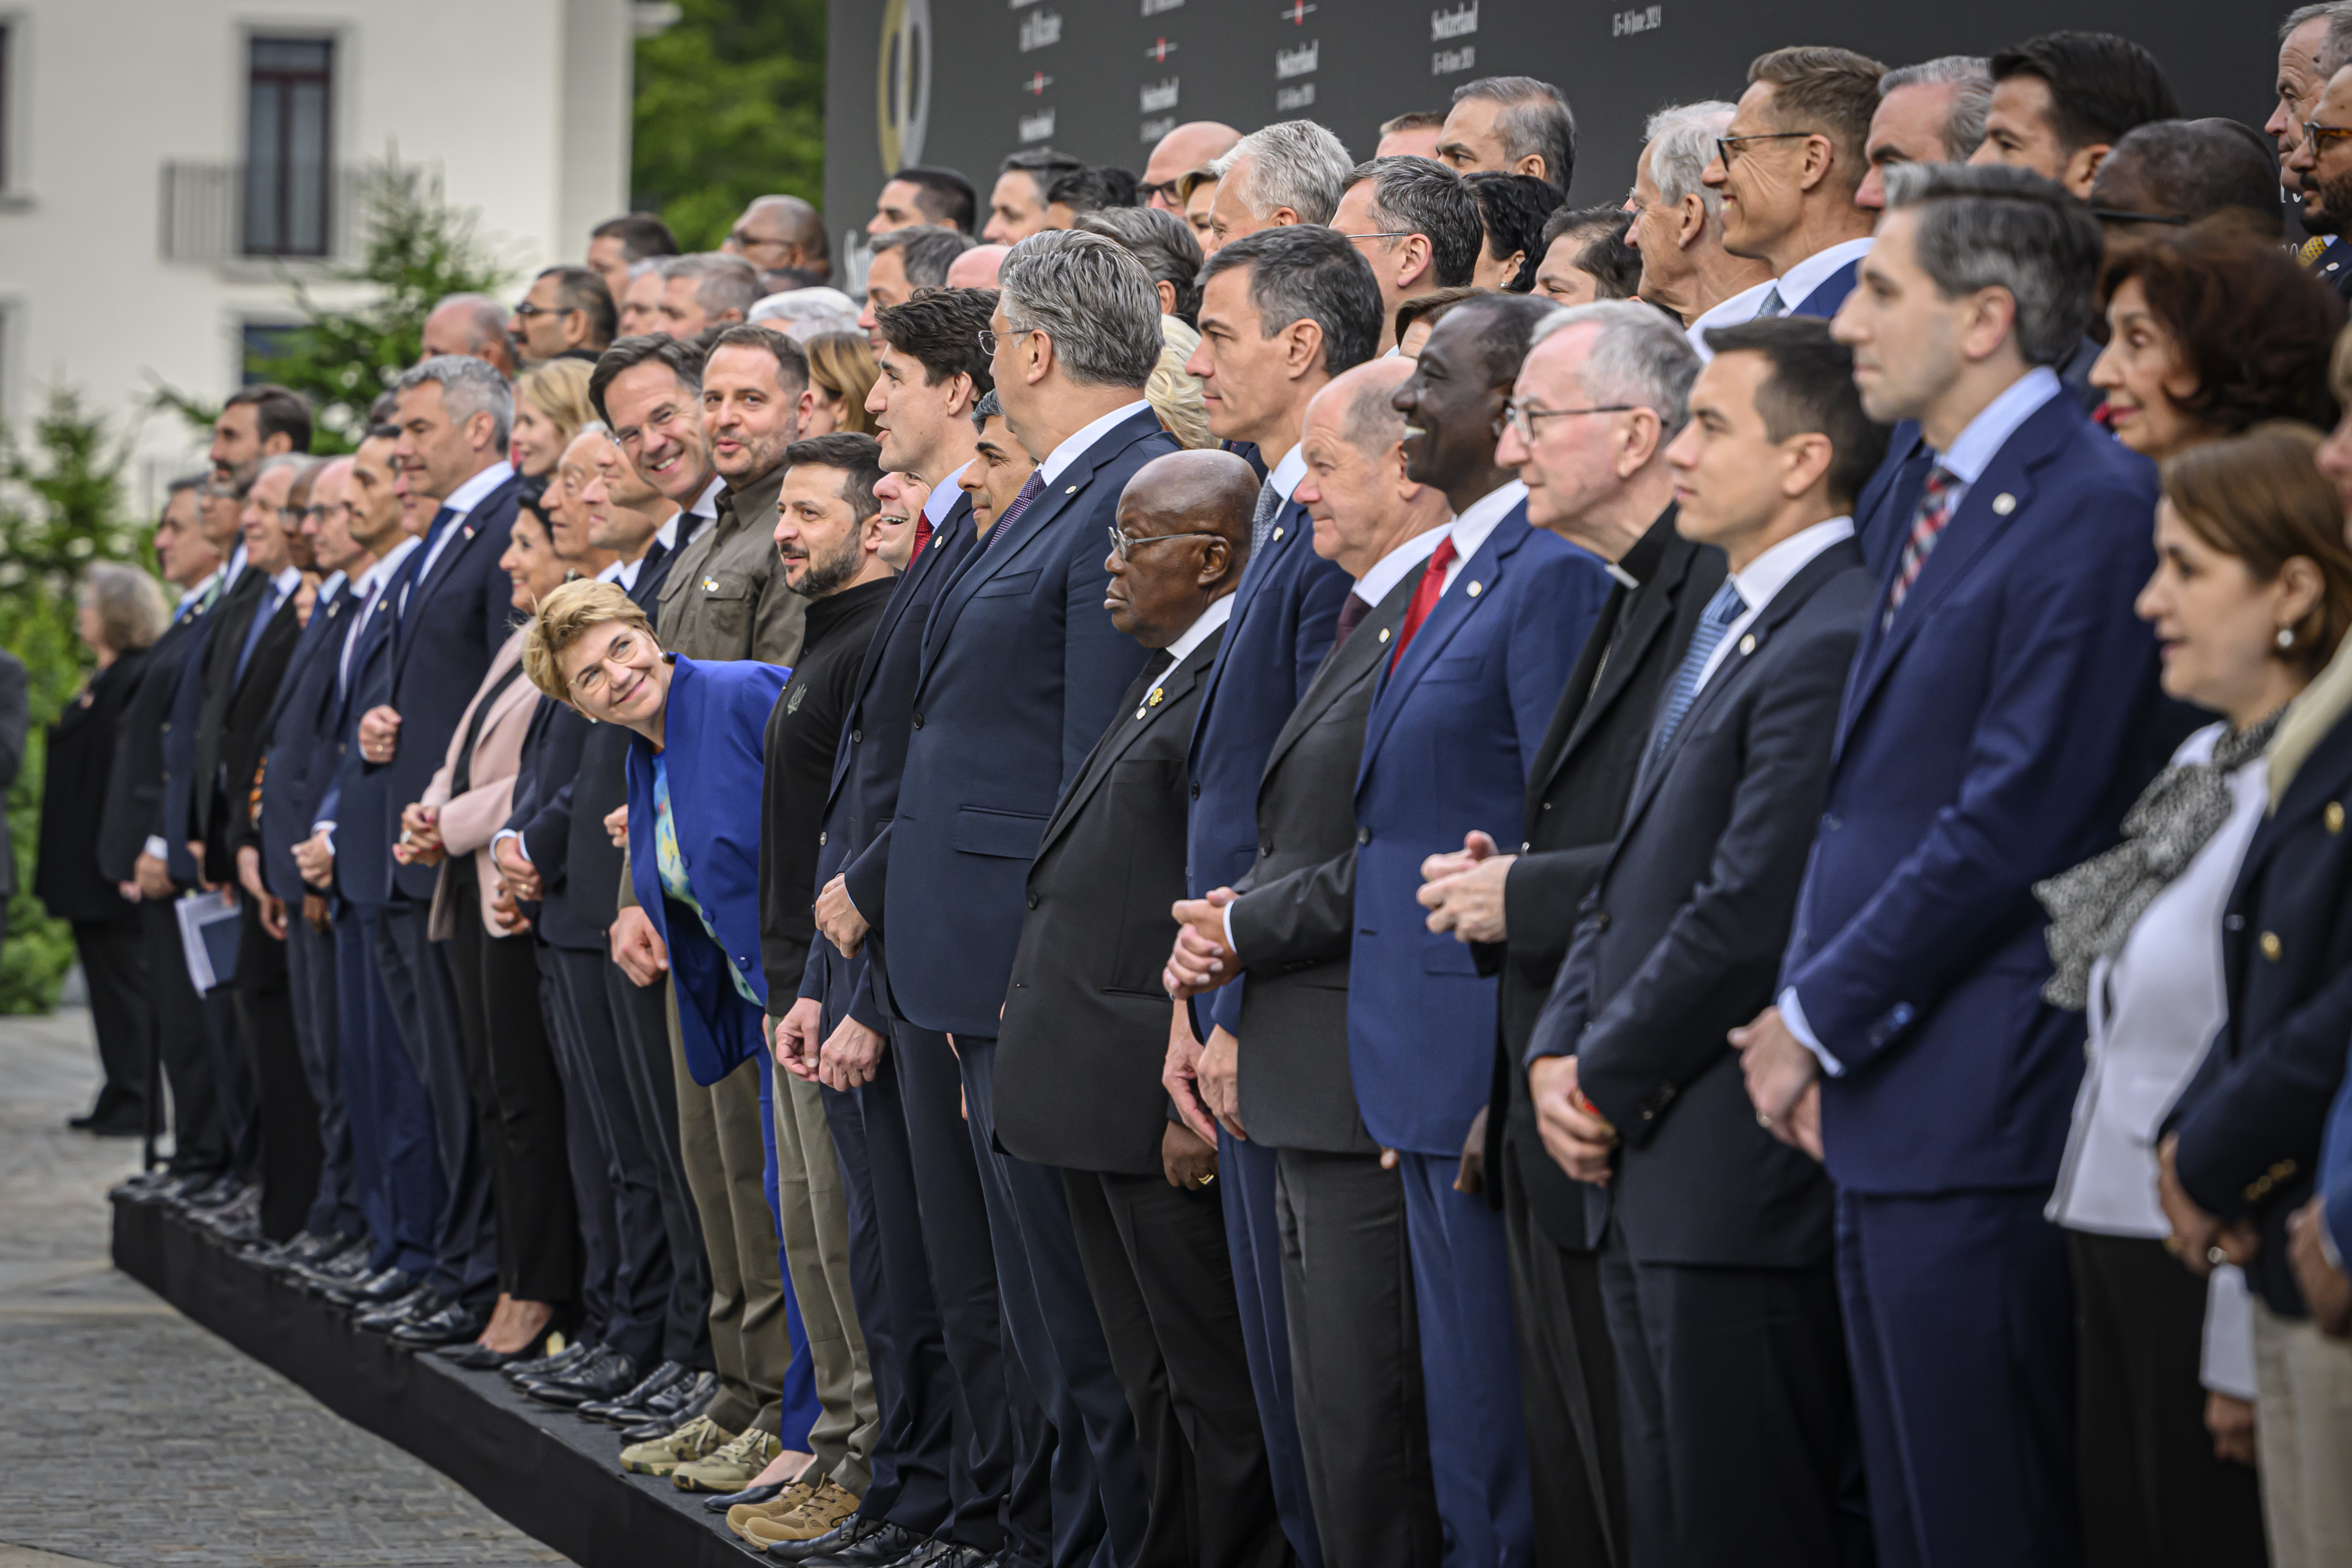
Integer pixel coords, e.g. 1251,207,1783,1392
1969,30,2179,198
1703,46,1884,324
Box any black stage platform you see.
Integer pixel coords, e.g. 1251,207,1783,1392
111,1194,759,1568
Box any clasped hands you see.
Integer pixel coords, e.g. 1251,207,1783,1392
770,996,886,1091
392,801,444,866
2156,1133,2262,1278
1418,830,1515,943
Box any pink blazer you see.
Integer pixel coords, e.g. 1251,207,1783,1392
423,627,540,940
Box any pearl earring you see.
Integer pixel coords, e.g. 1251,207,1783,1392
2278,625,2297,649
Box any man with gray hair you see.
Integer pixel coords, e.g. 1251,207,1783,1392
421,293,518,378
1206,120,1353,249
856,225,975,342
883,227,1173,1566
349,351,528,1342
1438,75,1579,189
723,193,830,282
1330,156,1483,353
750,286,864,344
1857,56,1995,210
1421,298,1716,1568
1074,206,1205,324
2276,4,2352,170
657,253,761,338
1626,102,1776,344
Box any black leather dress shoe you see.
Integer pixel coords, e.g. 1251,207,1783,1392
391,1300,489,1347
202,1195,263,1244
295,1245,375,1293
522,1344,639,1407
111,1168,180,1203
504,1338,590,1383
702,1479,788,1514
790,1521,929,1566
326,1266,416,1308
580,1358,691,1423
356,1286,440,1333
170,1174,245,1212
618,1370,716,1443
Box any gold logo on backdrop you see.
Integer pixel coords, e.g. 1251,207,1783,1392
877,0,934,171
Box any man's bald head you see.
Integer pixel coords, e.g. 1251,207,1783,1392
1108,448,1256,645
1312,355,1417,458
1298,355,1446,578
946,244,1010,290
1120,447,1259,554
423,294,517,376
2090,117,2284,232
1144,122,1245,208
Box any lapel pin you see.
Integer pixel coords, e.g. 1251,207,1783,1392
1992,493,2017,515
1378,626,1391,642
1065,484,1078,494
704,577,719,592
1466,580,1483,597
1272,526,1283,541
1148,687,1164,706
1738,634,1756,655
463,523,476,540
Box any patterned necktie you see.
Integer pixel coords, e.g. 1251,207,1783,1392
1885,465,1959,624
1390,536,1458,670
1250,476,1285,560
985,473,1047,553
1332,594,1371,650
1752,284,1789,320
912,518,934,562
1647,578,1747,768
2304,236,2332,266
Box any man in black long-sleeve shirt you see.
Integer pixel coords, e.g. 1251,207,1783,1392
755,433,900,1534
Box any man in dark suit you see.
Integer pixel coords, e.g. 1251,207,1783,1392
996,449,1288,1568
1418,299,1715,1568
1168,355,1450,1568
1174,223,1380,1568
880,230,1171,1568
1531,317,1882,1567
2290,63,2352,304
1738,165,2161,1568
194,456,316,1242
102,480,232,1202
1704,47,1886,322
236,455,368,1266
790,289,1033,1568
1190,294,1608,1567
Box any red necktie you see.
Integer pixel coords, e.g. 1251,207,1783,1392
1390,536,1457,670
911,518,934,562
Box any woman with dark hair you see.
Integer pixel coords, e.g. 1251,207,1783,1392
2090,222,2343,462
2156,420,2352,1564
1463,170,1564,292
1530,204,1642,305
39,562,172,1134
2042,426,2352,1565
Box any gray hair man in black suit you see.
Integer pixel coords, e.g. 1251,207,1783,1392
994,448,1287,1567
1418,298,1714,1568
1528,316,1885,1568
1167,355,1451,1568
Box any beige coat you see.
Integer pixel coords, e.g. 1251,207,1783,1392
422,627,540,940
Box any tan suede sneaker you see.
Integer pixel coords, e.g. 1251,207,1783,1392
618,1413,735,1477
673,1425,784,1492
744,1478,864,1545
726,1480,817,1543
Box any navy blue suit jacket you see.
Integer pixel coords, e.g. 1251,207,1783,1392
326,562,414,912
803,493,977,1035
885,408,1174,1038
1788,258,1860,320
160,578,246,885
627,655,790,1084
505,696,598,951
254,580,360,901
375,475,523,901
1185,488,1350,1036
1350,500,1610,1154
1782,388,2162,1194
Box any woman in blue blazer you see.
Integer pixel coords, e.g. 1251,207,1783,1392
520,578,821,1456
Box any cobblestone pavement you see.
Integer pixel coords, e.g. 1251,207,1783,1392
0,1008,570,1567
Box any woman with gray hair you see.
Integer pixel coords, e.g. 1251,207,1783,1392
37,561,173,1136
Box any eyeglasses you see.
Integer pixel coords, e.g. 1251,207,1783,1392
976,326,1032,355
2088,208,2191,227
2306,122,2352,153
1107,526,1223,560
1138,179,1186,205
512,300,566,318
1502,400,1640,441
1714,130,1818,168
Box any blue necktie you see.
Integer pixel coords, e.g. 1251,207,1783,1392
1647,578,1746,768
234,580,285,684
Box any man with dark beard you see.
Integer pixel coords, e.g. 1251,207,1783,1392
754,433,902,1537
2290,63,2352,301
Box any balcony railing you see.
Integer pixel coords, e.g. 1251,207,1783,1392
158,161,360,264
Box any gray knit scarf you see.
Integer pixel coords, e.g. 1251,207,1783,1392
2035,711,2282,1011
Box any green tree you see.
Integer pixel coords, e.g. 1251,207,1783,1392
152,156,513,453
0,388,146,1013
633,0,827,252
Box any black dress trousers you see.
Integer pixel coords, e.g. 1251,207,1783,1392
230,893,320,1240
72,916,152,1126
142,900,228,1176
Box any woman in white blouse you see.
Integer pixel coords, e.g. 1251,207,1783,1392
2037,428,2352,1567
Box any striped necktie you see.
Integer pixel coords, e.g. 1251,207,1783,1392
1250,476,1285,559
984,473,1047,553
1647,578,1746,768
1885,465,1959,626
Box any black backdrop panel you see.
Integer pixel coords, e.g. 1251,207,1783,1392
824,0,2273,247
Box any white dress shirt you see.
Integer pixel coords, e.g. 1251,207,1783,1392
404,459,514,612
688,474,725,524
1692,517,1854,694
315,535,422,843
1161,592,1235,668
1777,364,2064,1075
1264,443,1308,507
1440,480,1528,594
1353,527,1446,608
1687,281,1777,360
1775,236,1874,316
927,463,972,526
1041,401,1154,486
2046,725,2268,1399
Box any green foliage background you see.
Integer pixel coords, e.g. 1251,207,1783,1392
632,0,828,251
0,393,146,1012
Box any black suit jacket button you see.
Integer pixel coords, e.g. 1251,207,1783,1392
1357,826,1371,845
1189,782,1201,800
1822,811,1841,831
817,831,827,846
912,713,924,728
1026,893,1039,909
850,729,862,744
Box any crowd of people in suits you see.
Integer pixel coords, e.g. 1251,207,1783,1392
28,16,2352,1568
